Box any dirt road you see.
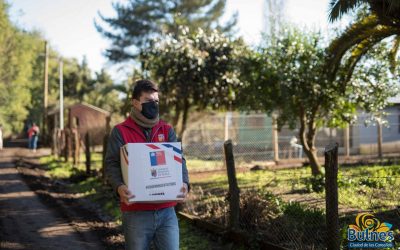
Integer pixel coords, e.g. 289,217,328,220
0,148,106,250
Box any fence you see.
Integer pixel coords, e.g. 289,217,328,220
183,144,399,249
182,112,400,170
49,111,399,249
182,112,400,249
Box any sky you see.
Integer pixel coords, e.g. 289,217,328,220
9,0,337,82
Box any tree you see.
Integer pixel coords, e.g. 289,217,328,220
327,0,400,82
263,0,286,37
62,57,95,102
95,0,237,62
0,0,122,137
84,69,121,114
239,28,398,175
141,27,244,137
0,1,44,135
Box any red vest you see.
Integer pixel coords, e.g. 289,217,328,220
116,117,177,211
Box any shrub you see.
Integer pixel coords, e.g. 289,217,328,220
303,174,325,193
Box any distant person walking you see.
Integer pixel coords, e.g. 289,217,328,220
0,124,3,150
28,123,39,152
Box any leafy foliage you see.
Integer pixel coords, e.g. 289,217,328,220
0,1,41,134
0,0,120,136
96,0,237,62
303,174,325,193
141,27,245,136
239,28,399,175
327,0,400,83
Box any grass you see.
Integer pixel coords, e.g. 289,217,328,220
39,155,221,249
178,218,217,250
39,155,399,249
187,161,400,249
186,158,224,172
40,155,122,221
40,153,103,178
190,162,400,212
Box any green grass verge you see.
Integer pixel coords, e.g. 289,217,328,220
39,155,220,248
191,163,400,211
186,158,223,172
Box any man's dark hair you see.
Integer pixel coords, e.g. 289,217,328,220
132,80,158,100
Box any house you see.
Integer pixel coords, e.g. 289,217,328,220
47,103,110,145
351,98,400,155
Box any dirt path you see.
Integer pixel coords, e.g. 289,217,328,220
0,148,106,250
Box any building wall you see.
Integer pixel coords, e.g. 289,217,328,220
69,104,109,145
356,105,400,145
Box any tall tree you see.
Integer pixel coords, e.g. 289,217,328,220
141,27,244,137
95,0,237,62
263,0,286,37
0,1,43,135
326,0,400,82
84,69,121,114
63,57,95,102
239,28,398,175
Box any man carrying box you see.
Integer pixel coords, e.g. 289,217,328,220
105,79,190,250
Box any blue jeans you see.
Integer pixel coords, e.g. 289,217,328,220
122,207,179,250
29,136,38,149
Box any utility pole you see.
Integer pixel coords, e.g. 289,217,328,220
59,59,64,130
43,41,49,141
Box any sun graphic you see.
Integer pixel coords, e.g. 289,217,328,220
349,213,392,232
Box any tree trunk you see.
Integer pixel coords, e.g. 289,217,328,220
172,101,181,129
299,110,322,176
303,146,321,175
179,99,190,139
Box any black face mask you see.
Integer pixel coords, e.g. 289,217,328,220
141,101,159,119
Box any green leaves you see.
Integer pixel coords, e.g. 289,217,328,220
0,1,40,134
239,26,398,175
328,0,365,22
0,0,121,135
140,27,244,135
96,0,236,62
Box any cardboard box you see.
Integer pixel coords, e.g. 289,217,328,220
121,142,184,202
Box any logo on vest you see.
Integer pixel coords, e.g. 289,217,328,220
158,134,165,142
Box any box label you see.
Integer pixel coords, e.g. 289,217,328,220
121,142,184,202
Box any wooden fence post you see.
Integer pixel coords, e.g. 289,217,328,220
325,142,339,250
64,129,70,162
72,128,80,167
377,120,383,159
85,132,91,175
102,116,111,181
52,129,57,156
224,139,240,231
344,125,350,158
272,115,279,162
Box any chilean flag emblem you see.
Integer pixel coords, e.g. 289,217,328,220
146,144,182,165
150,151,166,166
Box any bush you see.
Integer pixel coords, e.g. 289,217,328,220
239,190,283,231
303,174,325,193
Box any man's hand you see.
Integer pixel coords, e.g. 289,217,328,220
176,183,188,202
117,184,135,205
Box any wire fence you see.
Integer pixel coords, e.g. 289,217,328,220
183,163,399,249
47,111,399,249
182,112,400,170
182,112,400,249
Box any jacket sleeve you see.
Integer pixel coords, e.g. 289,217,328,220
168,127,190,191
105,127,125,196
